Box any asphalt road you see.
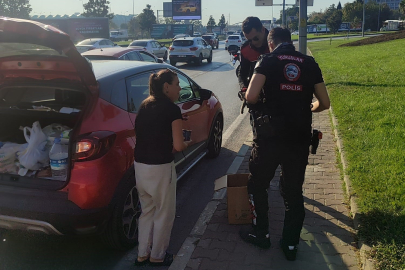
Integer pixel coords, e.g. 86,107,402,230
0,44,252,270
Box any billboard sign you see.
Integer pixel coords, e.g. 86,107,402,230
295,0,314,6
172,0,201,20
255,0,273,6
150,24,193,39
163,2,172,18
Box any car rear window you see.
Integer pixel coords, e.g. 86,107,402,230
77,40,98,46
130,41,148,47
0,43,66,58
202,36,212,40
173,40,194,46
228,36,240,39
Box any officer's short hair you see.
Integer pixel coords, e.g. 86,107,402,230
242,17,263,34
268,27,292,46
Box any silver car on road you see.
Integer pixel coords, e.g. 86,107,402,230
168,37,212,66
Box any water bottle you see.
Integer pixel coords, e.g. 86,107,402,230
49,138,68,181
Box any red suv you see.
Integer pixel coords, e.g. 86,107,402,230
202,34,219,49
0,18,223,250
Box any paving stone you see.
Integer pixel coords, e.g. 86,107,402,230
191,247,220,260
197,239,212,249
186,258,202,270
209,239,236,252
199,258,228,270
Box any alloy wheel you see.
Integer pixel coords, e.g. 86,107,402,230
122,186,141,241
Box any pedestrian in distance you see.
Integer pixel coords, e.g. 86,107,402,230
133,69,191,266
239,27,330,261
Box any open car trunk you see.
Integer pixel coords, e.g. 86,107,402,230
0,85,87,190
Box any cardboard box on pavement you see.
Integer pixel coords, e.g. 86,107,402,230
214,174,251,224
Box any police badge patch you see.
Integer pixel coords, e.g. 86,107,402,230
284,63,301,82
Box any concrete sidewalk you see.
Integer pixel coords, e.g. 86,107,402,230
170,109,359,270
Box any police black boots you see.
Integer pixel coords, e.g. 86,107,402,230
239,226,271,249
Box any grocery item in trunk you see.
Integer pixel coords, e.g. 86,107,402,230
0,143,27,174
49,138,68,181
18,121,49,173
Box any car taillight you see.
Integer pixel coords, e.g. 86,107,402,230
169,47,174,51
238,40,241,42
225,39,228,42
143,47,147,51
189,47,198,51
73,131,116,162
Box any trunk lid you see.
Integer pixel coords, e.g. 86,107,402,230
0,17,98,95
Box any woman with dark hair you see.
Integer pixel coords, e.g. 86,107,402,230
134,69,190,266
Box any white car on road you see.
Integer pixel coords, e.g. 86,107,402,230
169,37,212,66
75,38,116,53
128,39,169,60
225,34,243,51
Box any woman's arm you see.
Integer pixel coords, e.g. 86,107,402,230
172,119,190,152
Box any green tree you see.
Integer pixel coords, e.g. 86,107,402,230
82,0,114,19
207,15,216,32
192,20,202,32
218,14,226,34
128,16,141,37
337,1,342,10
138,4,156,35
400,0,405,17
308,11,327,24
0,0,32,19
120,23,128,29
326,9,342,34
109,20,117,30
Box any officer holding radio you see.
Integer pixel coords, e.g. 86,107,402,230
239,27,330,261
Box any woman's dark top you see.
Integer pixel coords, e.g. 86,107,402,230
134,97,182,164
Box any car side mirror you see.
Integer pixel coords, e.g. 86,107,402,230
157,59,164,63
199,88,212,101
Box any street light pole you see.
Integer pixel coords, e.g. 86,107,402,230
362,0,365,37
133,0,135,17
299,0,307,55
282,0,286,27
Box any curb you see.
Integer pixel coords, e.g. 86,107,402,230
307,46,375,270
169,137,252,270
329,108,375,270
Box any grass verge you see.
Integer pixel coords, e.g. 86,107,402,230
308,37,405,270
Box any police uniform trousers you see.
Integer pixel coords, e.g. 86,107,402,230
248,138,309,246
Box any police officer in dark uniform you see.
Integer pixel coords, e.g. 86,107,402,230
239,27,330,261
238,17,270,93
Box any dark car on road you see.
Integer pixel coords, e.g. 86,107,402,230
82,47,164,63
202,34,219,49
0,17,223,250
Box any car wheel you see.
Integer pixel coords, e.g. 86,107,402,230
163,51,168,61
207,115,223,158
170,60,176,66
207,51,212,63
196,54,203,66
101,176,141,250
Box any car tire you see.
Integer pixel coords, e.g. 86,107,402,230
170,60,176,66
196,54,203,66
207,51,212,63
207,115,223,158
101,176,141,250
163,51,168,61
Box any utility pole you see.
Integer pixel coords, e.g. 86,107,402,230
282,0,286,27
362,0,365,37
133,0,135,17
299,0,307,54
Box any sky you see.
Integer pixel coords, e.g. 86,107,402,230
29,0,353,25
